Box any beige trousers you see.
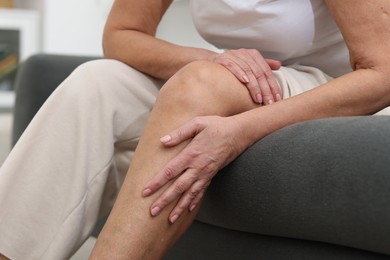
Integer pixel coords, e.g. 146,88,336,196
0,59,387,260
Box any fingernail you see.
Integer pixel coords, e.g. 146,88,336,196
170,215,179,223
276,93,281,101
151,206,161,216
242,75,249,83
189,204,196,212
268,99,274,105
256,94,262,104
160,135,171,143
142,188,152,197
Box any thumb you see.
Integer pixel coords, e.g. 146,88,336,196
265,59,282,70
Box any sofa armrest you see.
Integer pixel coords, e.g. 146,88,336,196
199,116,390,255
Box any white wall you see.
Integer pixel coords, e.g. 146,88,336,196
15,0,216,56
42,0,108,56
156,0,217,50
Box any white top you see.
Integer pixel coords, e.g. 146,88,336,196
190,0,351,77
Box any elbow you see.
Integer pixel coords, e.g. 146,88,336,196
102,26,114,59
352,52,390,75
352,54,390,109
352,54,390,87
101,23,128,60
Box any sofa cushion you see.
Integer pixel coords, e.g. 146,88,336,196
198,116,390,255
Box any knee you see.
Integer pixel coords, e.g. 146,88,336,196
158,60,228,108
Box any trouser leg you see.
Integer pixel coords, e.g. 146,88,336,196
0,59,162,260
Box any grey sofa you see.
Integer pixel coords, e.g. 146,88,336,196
12,54,390,259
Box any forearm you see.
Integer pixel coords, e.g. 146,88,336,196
103,29,215,80
236,68,390,149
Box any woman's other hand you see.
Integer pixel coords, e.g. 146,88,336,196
209,49,282,105
142,115,245,223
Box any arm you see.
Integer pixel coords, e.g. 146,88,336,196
143,0,390,220
103,0,214,80
103,0,281,103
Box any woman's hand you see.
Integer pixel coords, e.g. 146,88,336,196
142,115,247,223
209,49,282,105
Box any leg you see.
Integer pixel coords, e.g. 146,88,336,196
0,59,162,260
90,61,260,259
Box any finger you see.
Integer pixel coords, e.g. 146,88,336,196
267,73,283,102
188,184,209,212
189,180,210,212
256,70,275,105
214,54,250,84
149,169,198,217
234,49,269,104
245,50,281,105
160,118,201,147
220,55,263,103
142,151,190,197
250,52,278,105
263,58,283,101
265,59,282,70
169,179,209,223
257,62,282,103
216,50,274,104
244,72,263,104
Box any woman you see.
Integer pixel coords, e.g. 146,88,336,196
1,0,390,259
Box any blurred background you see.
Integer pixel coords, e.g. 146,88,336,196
0,0,216,258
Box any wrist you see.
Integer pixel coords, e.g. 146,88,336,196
231,101,296,149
